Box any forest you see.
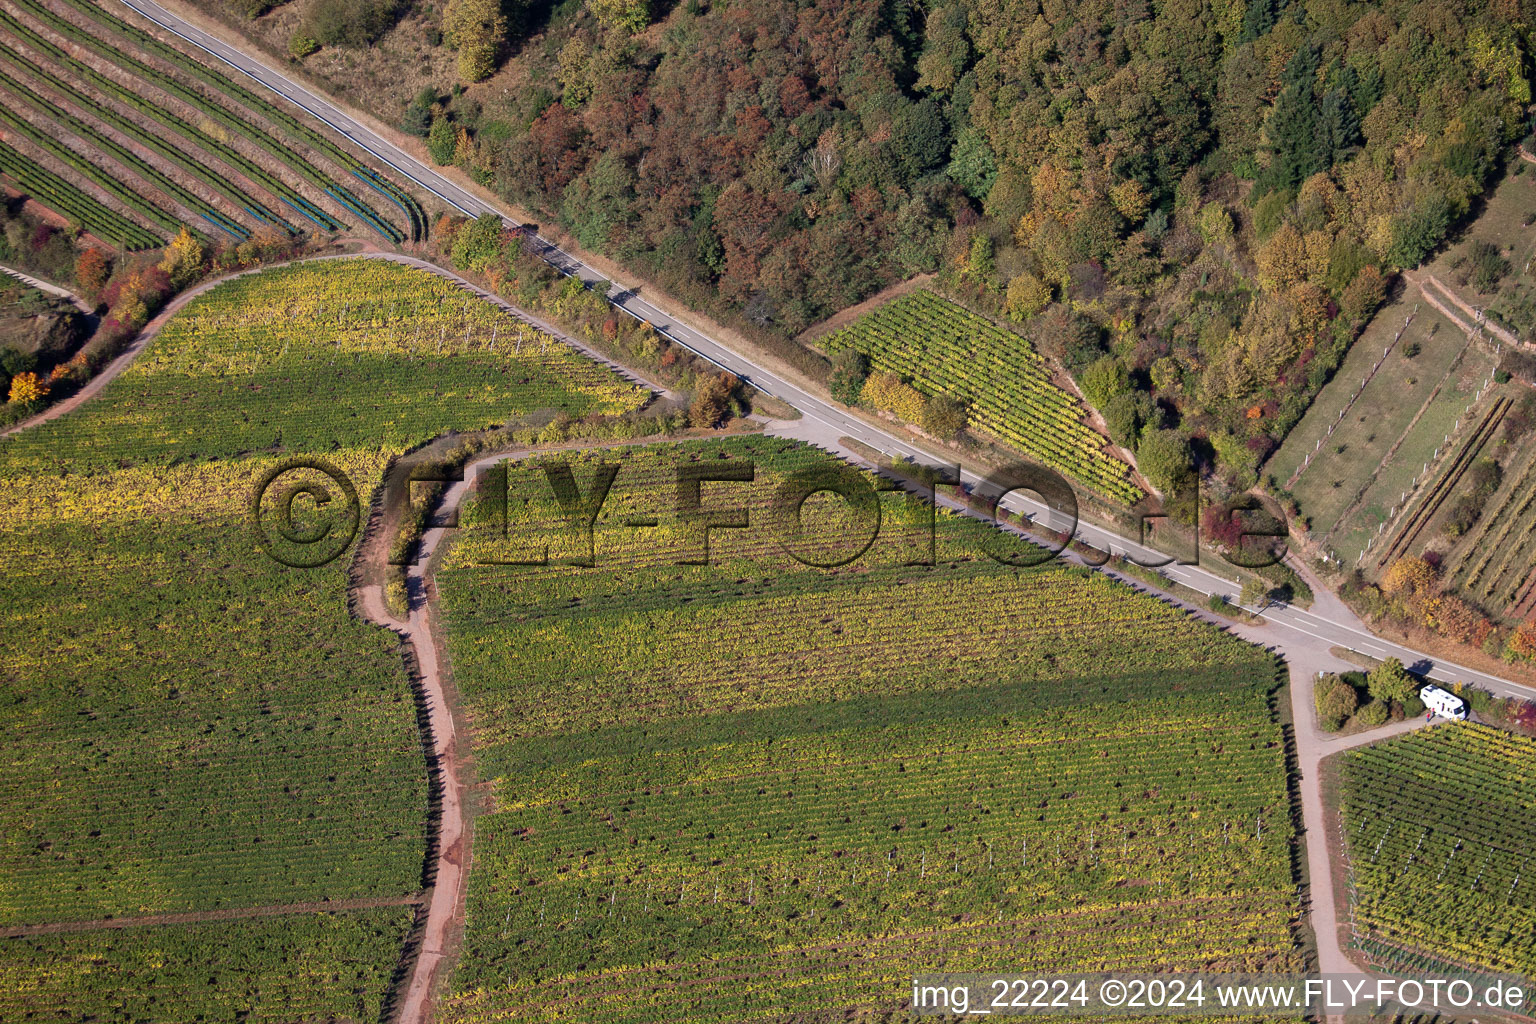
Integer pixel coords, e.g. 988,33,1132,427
228,0,1529,486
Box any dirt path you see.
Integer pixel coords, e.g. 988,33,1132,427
0,894,422,939
1418,272,1522,349
0,262,93,314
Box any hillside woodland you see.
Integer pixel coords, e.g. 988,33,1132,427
226,0,1529,487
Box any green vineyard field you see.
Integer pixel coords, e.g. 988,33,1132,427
0,139,161,250
0,253,643,1015
1341,724,1536,974
822,290,1144,504
0,0,423,244
0,907,414,1022
434,438,1297,1022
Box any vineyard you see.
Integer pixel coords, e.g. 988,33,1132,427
434,438,1299,1022
0,139,159,249
820,290,1144,504
1340,725,1536,975
0,259,643,1016
0,0,425,245
0,907,414,1022
9,258,646,469
1445,437,1536,623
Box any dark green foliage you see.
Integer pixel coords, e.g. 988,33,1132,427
828,347,869,405
1315,673,1360,731
1136,428,1194,495
301,0,398,48
451,213,506,273
1445,458,1502,537
401,87,437,137
919,392,967,438
1468,240,1510,292
428,115,457,164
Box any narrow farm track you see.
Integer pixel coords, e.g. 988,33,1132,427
0,261,92,313
6,9,1535,1013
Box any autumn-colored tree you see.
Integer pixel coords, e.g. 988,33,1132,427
1256,223,1306,292
158,227,204,288
1507,622,1536,662
860,371,926,423
1429,594,1478,643
1109,179,1152,223
1004,272,1051,320
689,372,737,428
1381,556,1435,598
589,0,649,34
444,0,506,82
1341,265,1388,324
454,126,477,167
75,247,111,296
7,371,48,406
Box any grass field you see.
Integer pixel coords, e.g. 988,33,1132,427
1340,724,1536,975
0,258,644,1017
820,290,1143,504
1268,297,1496,563
434,438,1300,1023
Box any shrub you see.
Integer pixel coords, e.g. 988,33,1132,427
288,33,320,58
828,348,868,405
920,394,967,439
1366,657,1416,705
428,117,457,165
1316,674,1359,732
860,371,926,423
688,372,738,428
1356,700,1389,728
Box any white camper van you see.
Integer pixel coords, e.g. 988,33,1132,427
1420,684,1467,721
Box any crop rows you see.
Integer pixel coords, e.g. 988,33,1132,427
1341,725,1536,974
445,890,1293,1024
0,907,414,1022
0,98,188,237
1451,447,1536,616
0,139,160,248
823,291,1143,504
436,437,1295,1021
1376,396,1508,568
442,440,1264,750
0,62,248,239
0,36,293,227
0,47,284,239
17,258,646,468
0,260,642,938
25,0,422,242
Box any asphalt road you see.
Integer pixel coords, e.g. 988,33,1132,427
115,0,1532,701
